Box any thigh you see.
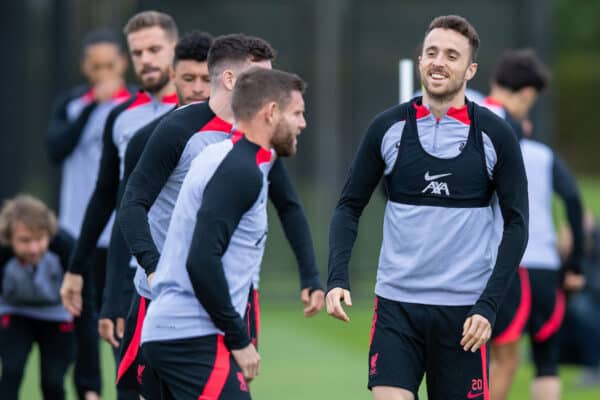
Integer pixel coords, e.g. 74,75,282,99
36,319,77,377
368,297,426,397
117,294,150,392
492,267,531,345
426,306,489,400
0,315,35,400
143,335,251,400
527,269,564,342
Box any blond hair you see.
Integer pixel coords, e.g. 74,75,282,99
0,194,57,245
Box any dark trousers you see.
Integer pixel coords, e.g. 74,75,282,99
0,314,77,400
73,247,105,398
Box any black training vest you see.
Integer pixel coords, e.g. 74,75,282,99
385,98,495,208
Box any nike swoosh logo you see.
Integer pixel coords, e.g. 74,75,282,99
424,171,453,181
467,391,484,399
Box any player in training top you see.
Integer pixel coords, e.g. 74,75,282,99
141,67,308,399
327,15,529,400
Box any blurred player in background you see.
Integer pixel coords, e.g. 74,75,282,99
58,10,179,399
483,49,585,400
46,28,132,400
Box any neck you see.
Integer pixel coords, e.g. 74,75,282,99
237,120,271,149
422,88,466,119
488,87,520,119
151,80,176,100
208,86,234,123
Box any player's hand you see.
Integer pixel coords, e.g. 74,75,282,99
563,271,585,292
301,288,325,317
60,272,84,317
147,272,156,287
325,287,352,322
93,78,123,102
98,317,125,348
231,343,260,382
461,314,491,352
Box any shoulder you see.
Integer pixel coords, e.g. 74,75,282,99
475,103,518,146
520,138,554,160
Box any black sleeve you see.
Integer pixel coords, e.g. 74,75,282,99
46,90,98,164
268,159,322,291
100,122,156,319
468,113,529,326
327,111,393,292
49,229,75,270
119,113,188,275
68,102,130,274
553,154,584,273
186,158,262,350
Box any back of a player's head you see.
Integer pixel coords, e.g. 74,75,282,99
492,49,550,92
231,67,306,123
0,194,57,246
123,10,178,42
425,15,480,61
174,31,214,65
207,34,276,79
81,28,123,58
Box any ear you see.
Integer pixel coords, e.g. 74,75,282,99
222,69,235,91
265,101,279,125
465,62,478,82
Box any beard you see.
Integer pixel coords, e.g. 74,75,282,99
421,68,466,104
271,119,297,157
139,66,171,94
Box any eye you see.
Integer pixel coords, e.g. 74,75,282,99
149,46,162,54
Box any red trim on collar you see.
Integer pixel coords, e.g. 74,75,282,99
112,87,132,102
231,132,243,144
200,116,234,133
483,96,503,107
82,89,95,103
447,105,471,125
127,91,152,109
413,102,431,119
256,148,272,165
161,93,178,104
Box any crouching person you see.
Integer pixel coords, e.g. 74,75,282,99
0,194,77,400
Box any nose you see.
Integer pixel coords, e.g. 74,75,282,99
140,50,154,65
298,115,307,131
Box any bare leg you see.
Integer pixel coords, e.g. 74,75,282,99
531,376,561,400
490,341,520,400
372,386,414,400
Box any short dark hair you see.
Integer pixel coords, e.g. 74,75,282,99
123,10,178,41
232,67,306,122
0,195,57,245
81,28,123,57
425,15,480,61
492,49,550,92
207,34,276,79
174,31,214,65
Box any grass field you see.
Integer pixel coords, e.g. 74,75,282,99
16,177,600,399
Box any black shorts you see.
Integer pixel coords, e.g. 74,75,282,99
526,269,565,341
492,267,531,345
142,334,251,400
245,287,260,349
368,296,489,400
116,294,160,399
